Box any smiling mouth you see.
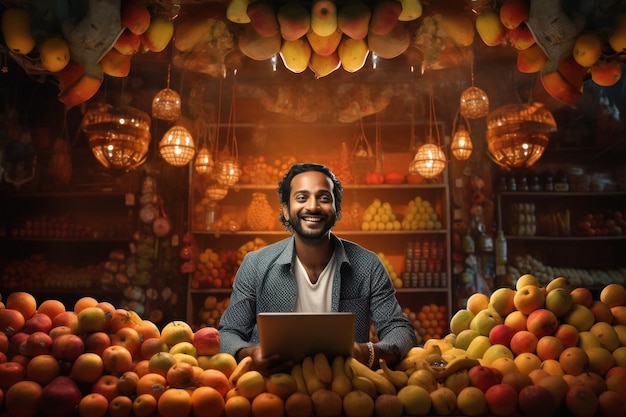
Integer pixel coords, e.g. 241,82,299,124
301,215,324,223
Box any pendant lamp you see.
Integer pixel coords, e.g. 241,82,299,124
459,58,489,119
450,108,473,160
83,103,151,172
214,80,240,187
409,86,447,178
159,124,196,167
152,64,181,122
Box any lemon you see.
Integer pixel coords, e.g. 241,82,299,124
40,36,70,72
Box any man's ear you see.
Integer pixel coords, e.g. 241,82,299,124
280,203,289,221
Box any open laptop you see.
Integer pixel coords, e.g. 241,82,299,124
258,312,355,362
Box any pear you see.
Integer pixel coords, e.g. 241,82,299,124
280,38,312,73
338,37,369,73
338,0,371,40
310,0,338,37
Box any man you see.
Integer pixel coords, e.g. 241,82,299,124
219,163,417,376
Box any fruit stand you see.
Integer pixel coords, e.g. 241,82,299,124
0,274,625,417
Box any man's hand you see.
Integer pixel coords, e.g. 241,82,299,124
238,345,295,377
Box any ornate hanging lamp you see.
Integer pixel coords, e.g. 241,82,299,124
159,124,196,167
409,86,447,178
152,64,181,122
486,102,556,169
214,80,241,187
83,103,151,172
450,107,473,160
459,58,489,119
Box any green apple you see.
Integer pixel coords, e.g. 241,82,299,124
470,309,503,336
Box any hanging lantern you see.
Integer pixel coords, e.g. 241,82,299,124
205,181,229,201
408,85,446,179
194,145,214,175
410,142,447,178
82,104,151,172
450,109,473,160
159,125,196,167
459,59,489,119
215,150,240,186
152,65,181,122
486,102,556,169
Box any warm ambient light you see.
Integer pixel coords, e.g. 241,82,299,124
159,125,196,167
409,142,447,178
459,86,489,119
486,102,556,169
451,124,473,160
82,104,151,172
194,145,214,175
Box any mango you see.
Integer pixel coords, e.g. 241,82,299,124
338,37,369,73
57,62,103,108
573,32,602,68
591,61,622,87
247,1,279,37
337,0,371,40
311,0,338,37
238,24,281,61
499,0,530,29
121,0,151,35
1,8,35,55
397,0,422,22
434,13,475,47
114,29,141,55
609,14,626,53
39,37,70,73
279,38,312,73
308,50,341,78
367,22,410,59
141,15,174,52
277,0,311,41
509,23,536,50
516,43,547,73
540,69,582,106
99,48,131,77
226,0,251,24
369,0,402,36
476,9,508,47
306,28,342,56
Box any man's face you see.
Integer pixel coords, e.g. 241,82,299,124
283,171,337,239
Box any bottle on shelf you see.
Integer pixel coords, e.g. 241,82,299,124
494,229,507,278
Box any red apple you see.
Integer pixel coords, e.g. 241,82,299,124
23,313,53,334
0,361,26,390
468,365,502,393
510,330,538,355
192,326,220,356
526,309,559,338
111,326,141,357
485,383,519,417
553,323,579,348
570,287,594,308
518,385,557,417
40,376,83,417
605,366,626,397
83,331,112,356
24,331,53,356
9,332,29,356
489,324,516,347
51,333,85,362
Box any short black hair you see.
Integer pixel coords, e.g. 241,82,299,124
277,163,343,225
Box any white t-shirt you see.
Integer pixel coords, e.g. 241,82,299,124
293,253,336,312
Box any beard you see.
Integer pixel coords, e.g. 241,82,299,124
287,211,336,240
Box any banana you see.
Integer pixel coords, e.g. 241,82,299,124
427,356,480,381
330,355,352,398
313,352,333,384
291,363,308,393
378,358,408,390
302,355,326,394
345,356,396,395
396,344,442,372
228,355,253,385
352,375,378,399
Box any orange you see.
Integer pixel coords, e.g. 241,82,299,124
73,296,99,314
6,292,37,320
133,393,158,417
565,385,598,417
0,308,26,337
466,293,490,315
135,319,161,341
285,391,313,417
70,352,105,384
5,380,43,417
25,354,61,385
251,392,284,417
157,387,192,417
108,395,133,417
224,394,252,417
37,299,66,321
198,368,232,397
611,306,626,326
78,392,109,417
136,372,167,400
191,386,225,417
559,347,590,376
133,359,150,377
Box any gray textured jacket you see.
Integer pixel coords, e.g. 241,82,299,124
218,233,417,360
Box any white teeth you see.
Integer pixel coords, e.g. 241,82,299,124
303,217,321,222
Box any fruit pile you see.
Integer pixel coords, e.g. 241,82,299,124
377,252,402,289
401,196,443,231
196,295,231,328
239,156,298,185
192,248,238,289
2,276,626,417
360,199,401,231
